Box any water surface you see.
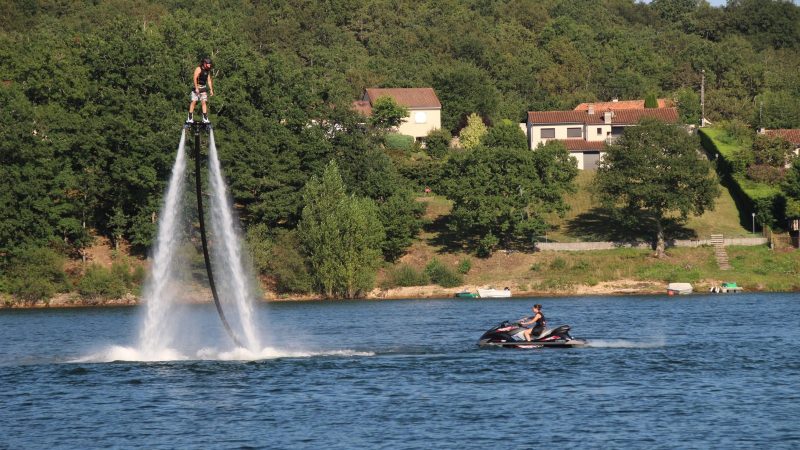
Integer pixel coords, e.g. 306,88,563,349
1,293,798,448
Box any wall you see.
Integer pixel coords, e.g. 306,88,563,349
534,237,767,251
398,108,441,140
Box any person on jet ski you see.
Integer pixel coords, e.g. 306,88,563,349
521,304,546,341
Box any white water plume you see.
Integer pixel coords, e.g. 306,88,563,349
207,129,261,351
73,346,373,363
138,130,188,354
586,339,666,349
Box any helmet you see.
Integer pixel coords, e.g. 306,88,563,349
201,57,213,68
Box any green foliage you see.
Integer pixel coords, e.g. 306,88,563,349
424,258,463,288
5,247,68,302
268,229,314,294
783,163,800,218
385,264,429,287
550,257,567,270
298,162,384,298
77,264,127,299
442,140,577,253
458,114,488,150
477,232,500,258
675,87,701,125
384,134,415,152
483,119,527,150
457,258,472,274
718,119,754,147
751,134,794,168
369,96,409,130
596,119,720,256
425,128,452,159
644,93,658,108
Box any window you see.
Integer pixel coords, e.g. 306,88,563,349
540,128,555,139
414,111,427,124
596,127,602,135
567,127,582,138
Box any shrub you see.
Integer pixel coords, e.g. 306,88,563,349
425,258,463,288
718,119,753,147
746,164,786,184
529,263,543,272
384,133,415,152
78,264,127,299
550,257,567,270
7,247,68,302
269,229,313,294
477,232,499,257
644,93,658,108
425,128,452,159
457,258,472,274
729,148,755,174
387,264,429,287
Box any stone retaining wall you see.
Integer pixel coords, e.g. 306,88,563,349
534,237,767,252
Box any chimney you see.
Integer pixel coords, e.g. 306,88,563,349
588,104,595,115
604,111,613,124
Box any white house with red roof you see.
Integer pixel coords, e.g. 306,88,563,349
762,129,800,161
525,103,679,170
352,88,442,141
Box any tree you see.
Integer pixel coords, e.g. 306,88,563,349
644,93,658,108
425,128,451,159
458,113,488,150
368,96,408,130
483,119,528,150
298,162,384,298
441,142,577,254
595,119,720,257
783,162,800,219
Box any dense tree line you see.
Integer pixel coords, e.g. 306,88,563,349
2,0,800,297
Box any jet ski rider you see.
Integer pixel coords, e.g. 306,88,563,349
521,304,546,341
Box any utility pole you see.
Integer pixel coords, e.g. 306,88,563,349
700,69,705,127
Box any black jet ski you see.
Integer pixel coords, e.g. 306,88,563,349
478,320,587,348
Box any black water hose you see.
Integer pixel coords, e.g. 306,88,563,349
192,124,243,347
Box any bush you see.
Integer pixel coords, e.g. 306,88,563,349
550,257,567,270
729,148,755,174
384,133,415,152
268,230,313,294
457,258,472,274
425,258,463,288
77,264,127,299
477,232,499,257
386,264,429,287
718,119,753,147
425,128,452,159
6,247,68,302
746,164,786,184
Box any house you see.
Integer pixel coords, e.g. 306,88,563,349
352,88,442,141
573,98,672,111
761,129,800,161
525,106,679,170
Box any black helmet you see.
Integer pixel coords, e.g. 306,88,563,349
201,57,213,68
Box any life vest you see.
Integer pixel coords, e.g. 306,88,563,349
197,67,210,89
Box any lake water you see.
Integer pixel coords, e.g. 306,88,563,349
1,293,799,449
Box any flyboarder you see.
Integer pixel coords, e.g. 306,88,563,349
187,57,214,124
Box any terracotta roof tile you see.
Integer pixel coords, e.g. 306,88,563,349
351,100,372,116
528,108,678,125
574,99,671,111
764,129,800,145
557,140,606,152
364,88,441,109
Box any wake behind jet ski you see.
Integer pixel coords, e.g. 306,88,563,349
478,320,587,349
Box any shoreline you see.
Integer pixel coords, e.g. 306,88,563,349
0,279,782,309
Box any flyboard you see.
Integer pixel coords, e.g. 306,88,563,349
184,119,243,347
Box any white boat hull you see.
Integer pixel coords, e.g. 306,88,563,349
477,288,512,298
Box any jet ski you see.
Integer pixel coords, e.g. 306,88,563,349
478,320,587,348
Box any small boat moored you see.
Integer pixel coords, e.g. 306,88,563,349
454,291,479,298
477,287,512,298
710,282,743,293
667,282,693,295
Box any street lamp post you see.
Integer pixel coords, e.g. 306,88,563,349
752,212,756,234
